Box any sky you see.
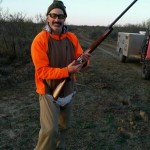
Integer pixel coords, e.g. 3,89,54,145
0,0,149,26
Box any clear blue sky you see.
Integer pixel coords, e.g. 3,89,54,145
1,0,149,26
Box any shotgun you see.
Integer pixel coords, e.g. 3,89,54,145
53,0,138,100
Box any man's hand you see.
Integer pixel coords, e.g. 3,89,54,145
67,60,83,74
81,49,92,62
67,50,92,74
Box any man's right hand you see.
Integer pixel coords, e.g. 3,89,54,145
67,60,83,74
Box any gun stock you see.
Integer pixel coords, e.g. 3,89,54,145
53,0,138,100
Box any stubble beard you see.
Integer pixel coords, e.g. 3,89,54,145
51,21,63,34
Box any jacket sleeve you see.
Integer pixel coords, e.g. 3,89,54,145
31,32,69,80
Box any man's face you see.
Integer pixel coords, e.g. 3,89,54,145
46,8,66,34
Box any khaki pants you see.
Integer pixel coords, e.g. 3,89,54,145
35,94,72,150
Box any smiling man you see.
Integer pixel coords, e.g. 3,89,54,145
31,0,91,149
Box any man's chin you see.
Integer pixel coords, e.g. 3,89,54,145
52,27,62,34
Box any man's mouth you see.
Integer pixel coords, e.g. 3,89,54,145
53,22,62,27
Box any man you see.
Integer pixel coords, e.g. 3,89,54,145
31,0,91,149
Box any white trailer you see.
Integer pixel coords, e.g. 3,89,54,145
116,32,145,62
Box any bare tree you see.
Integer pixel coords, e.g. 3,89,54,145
34,13,46,24
147,19,150,27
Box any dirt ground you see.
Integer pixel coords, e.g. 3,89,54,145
0,39,150,150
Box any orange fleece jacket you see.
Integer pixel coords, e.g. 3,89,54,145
31,31,83,94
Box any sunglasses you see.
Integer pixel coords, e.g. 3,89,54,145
48,13,66,19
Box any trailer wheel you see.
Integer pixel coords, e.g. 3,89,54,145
142,63,150,80
119,49,126,62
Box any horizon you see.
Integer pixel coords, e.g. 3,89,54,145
0,0,150,26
